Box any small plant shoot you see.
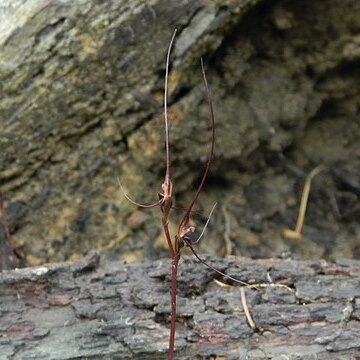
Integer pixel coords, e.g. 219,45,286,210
119,30,247,359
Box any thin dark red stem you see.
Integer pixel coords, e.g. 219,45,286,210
179,59,215,230
164,29,177,188
162,217,175,258
160,30,178,259
168,253,180,360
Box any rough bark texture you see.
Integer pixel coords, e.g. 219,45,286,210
0,0,359,267
0,253,360,359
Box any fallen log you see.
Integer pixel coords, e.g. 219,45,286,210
1,252,359,359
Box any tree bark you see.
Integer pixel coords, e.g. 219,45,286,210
1,253,359,359
0,0,359,266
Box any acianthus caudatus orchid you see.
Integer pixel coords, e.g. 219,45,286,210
118,29,247,360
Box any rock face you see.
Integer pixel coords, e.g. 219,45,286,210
0,0,359,266
0,253,359,359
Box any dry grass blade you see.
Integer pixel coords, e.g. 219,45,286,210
240,287,257,330
282,164,326,240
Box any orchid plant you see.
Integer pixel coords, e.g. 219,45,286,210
119,30,247,360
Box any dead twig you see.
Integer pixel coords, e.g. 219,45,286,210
282,164,326,240
240,287,257,330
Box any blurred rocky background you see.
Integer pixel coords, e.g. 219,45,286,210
0,0,359,268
